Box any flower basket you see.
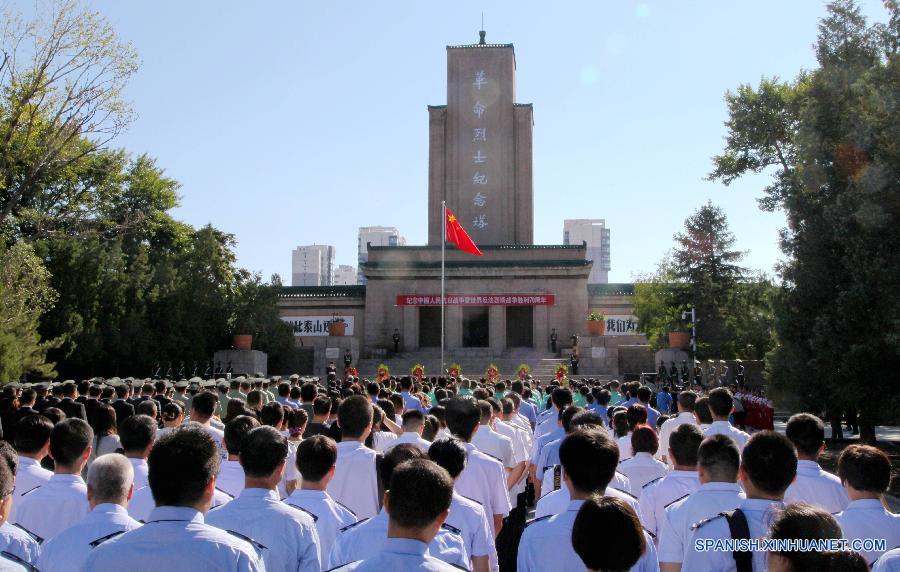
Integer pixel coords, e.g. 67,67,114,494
555,364,569,381
328,321,346,336
377,364,390,382
448,364,462,379
411,364,425,382
485,364,500,383
669,331,690,349
517,364,531,380
587,312,606,336
232,335,252,350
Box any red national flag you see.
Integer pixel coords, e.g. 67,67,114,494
445,207,483,256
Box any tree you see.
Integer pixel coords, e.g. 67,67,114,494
709,0,900,441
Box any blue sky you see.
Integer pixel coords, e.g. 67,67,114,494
60,1,891,282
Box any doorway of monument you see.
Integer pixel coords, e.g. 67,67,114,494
419,306,441,347
463,306,490,347
506,306,534,348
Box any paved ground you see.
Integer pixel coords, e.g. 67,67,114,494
772,420,900,442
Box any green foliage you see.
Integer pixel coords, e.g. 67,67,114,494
587,311,605,321
709,0,900,436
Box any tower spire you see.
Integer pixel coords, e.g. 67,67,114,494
479,13,486,44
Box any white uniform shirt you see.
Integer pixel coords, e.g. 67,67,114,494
783,459,849,514
36,503,141,572
385,431,431,453
495,420,529,497
372,431,398,453
128,458,150,489
617,453,669,499
656,412,697,462
283,488,356,562
15,473,88,541
657,481,745,564
217,459,246,498
127,484,232,522
333,537,458,571
445,492,495,564
83,506,263,571
617,432,634,461
837,498,900,565
10,457,51,523
200,423,227,458
327,440,380,520
327,509,468,570
535,486,642,521
0,521,40,566
683,498,783,572
518,499,658,572
278,440,301,499
455,443,512,535
703,421,750,452
206,488,320,572
471,425,515,469
873,547,900,571
539,466,632,498
638,469,700,539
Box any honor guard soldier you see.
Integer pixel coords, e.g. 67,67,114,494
0,443,41,568
835,444,900,565
657,434,745,569
206,426,321,572
327,396,380,519
328,448,466,571
683,431,797,572
16,418,92,540
37,454,141,572
702,388,750,452
10,416,53,524
428,438,497,572
572,496,658,572
284,436,357,561
83,427,263,571
517,429,658,571
638,424,702,540
783,413,849,513
392,329,401,353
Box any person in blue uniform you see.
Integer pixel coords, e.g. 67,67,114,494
82,426,263,571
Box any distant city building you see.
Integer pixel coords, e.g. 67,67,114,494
291,244,335,286
563,219,611,284
357,226,406,284
333,264,356,286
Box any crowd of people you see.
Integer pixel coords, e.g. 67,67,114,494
0,373,894,571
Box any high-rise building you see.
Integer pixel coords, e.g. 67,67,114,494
357,226,406,284
291,244,335,286
333,264,356,286
563,219,611,284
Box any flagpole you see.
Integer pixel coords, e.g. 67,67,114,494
441,200,446,377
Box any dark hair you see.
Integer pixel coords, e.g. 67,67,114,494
677,391,697,411
560,429,618,494
381,444,426,488
148,427,220,507
669,424,702,466
741,431,797,495
42,407,65,425
569,410,604,432
422,415,440,441
698,434,741,482
572,495,645,571
190,391,218,418
289,408,308,431
260,402,285,427
15,414,54,454
300,383,317,402
135,400,158,419
296,435,337,482
337,396,373,439
386,459,453,529
708,388,734,418
837,444,892,493
240,426,289,478
161,402,184,422
444,397,481,441
637,386,652,403
427,438,467,479
477,401,492,424
120,415,157,453
0,442,18,480
402,409,426,430
551,388,573,408
786,413,825,458
694,397,713,424
313,396,331,416
376,399,396,424
560,406,583,433
769,502,848,570
224,415,260,455
0,452,13,499
630,425,659,455
50,418,93,468
90,404,117,438
625,404,648,429
612,411,629,438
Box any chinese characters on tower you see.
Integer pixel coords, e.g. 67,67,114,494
471,70,488,230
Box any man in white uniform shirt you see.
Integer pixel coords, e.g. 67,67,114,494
494,398,530,501
702,388,750,452
16,418,92,541
328,396,380,519
783,413,849,513
617,425,669,499
38,454,141,572
444,397,511,538
428,438,496,572
471,401,518,485
639,424,702,540
83,427,263,571
190,391,227,458
219,416,259,497
683,431,798,572
835,444,900,565
285,435,357,561
518,428,658,571
657,391,698,465
0,443,41,568
206,426,321,572
119,414,156,489
10,415,53,523
385,409,432,452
